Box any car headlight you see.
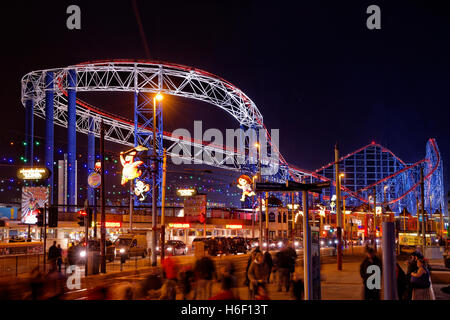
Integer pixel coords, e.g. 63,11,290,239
80,250,86,257
167,247,173,251
263,242,267,247
334,240,338,244
277,241,283,247
119,248,125,253
156,246,160,251
294,241,299,246
320,241,324,245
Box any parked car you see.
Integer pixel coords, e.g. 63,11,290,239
157,240,187,256
72,240,115,264
229,237,247,254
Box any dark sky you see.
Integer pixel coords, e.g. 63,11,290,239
1,0,449,192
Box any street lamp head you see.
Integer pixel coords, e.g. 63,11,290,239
254,142,260,148
339,173,345,178
155,93,163,101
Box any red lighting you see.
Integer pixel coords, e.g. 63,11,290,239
78,210,87,216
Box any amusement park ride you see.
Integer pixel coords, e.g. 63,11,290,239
20,59,445,217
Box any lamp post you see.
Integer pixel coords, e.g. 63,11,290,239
255,142,263,248
151,93,163,267
160,149,167,263
335,143,343,271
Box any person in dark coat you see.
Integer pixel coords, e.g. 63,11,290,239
405,251,421,300
396,262,407,300
56,244,63,273
48,241,60,263
359,247,382,300
263,251,273,283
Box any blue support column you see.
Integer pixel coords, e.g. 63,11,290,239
25,82,34,167
67,69,77,207
87,116,95,206
45,72,54,203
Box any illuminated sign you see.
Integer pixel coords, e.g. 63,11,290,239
120,146,147,185
376,206,382,215
226,224,243,229
21,186,49,225
237,175,255,201
135,180,150,201
105,221,122,228
17,167,50,180
87,172,101,188
287,204,299,210
177,189,197,197
168,223,190,229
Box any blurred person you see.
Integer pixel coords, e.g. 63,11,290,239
142,272,163,299
285,246,297,283
67,242,76,266
29,266,45,300
248,252,267,299
275,249,291,292
209,276,240,300
359,246,382,300
48,241,60,265
43,260,66,299
56,244,63,273
194,255,217,300
254,282,270,300
263,250,273,283
160,254,178,300
244,248,260,288
179,265,196,300
292,273,304,300
219,260,238,297
411,258,435,300
87,285,110,300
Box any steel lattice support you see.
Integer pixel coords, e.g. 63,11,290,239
134,91,163,206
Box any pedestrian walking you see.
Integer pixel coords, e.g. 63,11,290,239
411,258,435,300
160,255,178,300
209,276,240,300
248,252,267,299
405,251,421,300
194,255,216,300
47,241,59,265
254,282,271,300
359,247,382,300
263,250,273,283
275,250,291,292
56,244,63,273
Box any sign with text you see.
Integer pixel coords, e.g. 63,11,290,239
17,167,50,180
183,194,207,223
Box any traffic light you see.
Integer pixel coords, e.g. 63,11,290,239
36,208,44,227
77,210,86,227
48,206,58,228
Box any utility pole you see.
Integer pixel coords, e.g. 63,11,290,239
265,192,269,243
303,190,312,299
151,96,158,266
373,186,377,251
291,193,295,242
100,121,106,273
335,143,343,271
420,167,426,253
43,204,47,272
160,149,167,263
129,181,134,232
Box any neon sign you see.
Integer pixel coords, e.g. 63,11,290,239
176,189,197,197
105,221,122,228
135,179,150,201
226,224,243,229
17,167,50,180
168,223,190,229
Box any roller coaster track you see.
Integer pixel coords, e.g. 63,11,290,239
21,60,444,212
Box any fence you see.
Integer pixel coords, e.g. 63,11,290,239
0,253,43,279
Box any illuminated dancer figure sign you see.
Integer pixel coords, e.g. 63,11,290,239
237,175,256,202
120,145,148,185
135,179,150,201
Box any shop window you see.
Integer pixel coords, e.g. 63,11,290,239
277,213,281,223
283,213,287,223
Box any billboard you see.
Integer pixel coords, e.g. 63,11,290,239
21,187,49,224
183,194,207,223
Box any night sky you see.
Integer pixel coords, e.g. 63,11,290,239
1,1,449,194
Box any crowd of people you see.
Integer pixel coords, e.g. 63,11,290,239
359,246,435,300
